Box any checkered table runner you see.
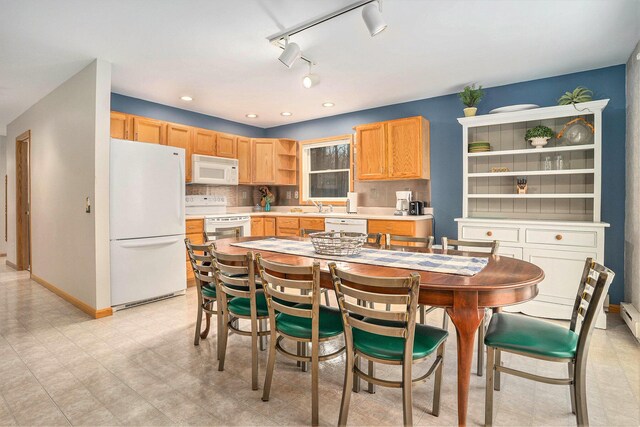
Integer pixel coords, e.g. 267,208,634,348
230,238,488,276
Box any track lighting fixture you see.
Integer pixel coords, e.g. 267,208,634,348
302,63,320,88
362,1,387,36
278,37,301,68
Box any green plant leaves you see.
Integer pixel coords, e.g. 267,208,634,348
557,86,593,105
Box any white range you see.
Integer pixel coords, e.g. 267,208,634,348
185,195,251,237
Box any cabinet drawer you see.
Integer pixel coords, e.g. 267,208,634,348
186,219,204,234
525,228,597,248
368,220,415,236
277,227,299,237
299,217,325,232
276,217,300,229
461,225,519,243
497,246,523,259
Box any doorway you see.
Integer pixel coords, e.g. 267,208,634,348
16,131,30,271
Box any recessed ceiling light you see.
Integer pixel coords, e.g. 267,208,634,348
281,112,292,117
246,113,258,118
322,102,335,107
180,96,193,101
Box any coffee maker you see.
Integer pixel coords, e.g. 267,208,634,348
394,191,412,216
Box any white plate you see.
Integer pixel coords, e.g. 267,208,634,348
489,104,540,114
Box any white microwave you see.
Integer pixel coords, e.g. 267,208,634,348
191,154,239,185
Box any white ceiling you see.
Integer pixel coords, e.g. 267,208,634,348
1,0,639,134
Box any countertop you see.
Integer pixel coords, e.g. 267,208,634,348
186,208,434,222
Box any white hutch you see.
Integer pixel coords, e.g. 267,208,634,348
456,100,610,328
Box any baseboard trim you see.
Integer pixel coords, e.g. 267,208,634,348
608,304,620,314
31,274,113,319
5,259,17,270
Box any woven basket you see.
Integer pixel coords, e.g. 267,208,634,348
309,231,367,256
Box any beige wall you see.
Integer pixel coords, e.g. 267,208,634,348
5,59,111,310
0,136,5,255
625,40,640,310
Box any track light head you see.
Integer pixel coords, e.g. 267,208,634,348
302,73,320,89
362,1,387,37
279,40,301,68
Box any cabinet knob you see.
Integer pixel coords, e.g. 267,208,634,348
556,234,563,240
486,231,493,237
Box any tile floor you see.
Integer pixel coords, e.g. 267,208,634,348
0,261,638,426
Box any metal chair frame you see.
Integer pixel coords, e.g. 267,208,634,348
485,258,615,427
330,263,446,426
213,248,269,390
185,238,217,346
203,227,242,243
442,236,499,377
385,234,435,251
257,255,344,426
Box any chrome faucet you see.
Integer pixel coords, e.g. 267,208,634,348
311,200,323,212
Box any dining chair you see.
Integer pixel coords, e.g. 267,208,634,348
257,255,345,426
484,258,614,426
365,232,383,248
442,236,499,377
185,238,217,346
203,227,242,242
212,248,269,390
329,263,448,426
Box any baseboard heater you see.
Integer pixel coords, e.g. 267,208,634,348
112,290,186,312
620,302,640,342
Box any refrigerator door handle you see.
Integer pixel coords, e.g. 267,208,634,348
119,236,183,249
178,155,185,223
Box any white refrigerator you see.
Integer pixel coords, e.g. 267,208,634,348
110,138,186,308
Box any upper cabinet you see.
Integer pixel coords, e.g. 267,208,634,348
166,123,193,182
132,116,166,144
216,133,237,158
354,116,430,181
193,128,217,156
237,137,252,184
110,111,130,139
252,138,276,184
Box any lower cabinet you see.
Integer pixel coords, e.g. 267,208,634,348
185,219,204,287
276,217,300,237
251,217,265,236
264,218,276,236
456,218,608,328
368,219,432,246
299,217,325,233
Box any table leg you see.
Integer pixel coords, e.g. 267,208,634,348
446,291,484,427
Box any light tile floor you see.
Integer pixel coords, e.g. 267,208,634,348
0,262,638,426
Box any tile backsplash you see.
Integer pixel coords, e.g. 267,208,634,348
186,179,430,208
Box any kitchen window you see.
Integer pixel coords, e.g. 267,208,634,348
300,135,353,203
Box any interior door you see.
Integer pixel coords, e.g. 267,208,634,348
16,131,30,271
356,123,387,180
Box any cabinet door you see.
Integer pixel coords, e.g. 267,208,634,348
193,128,217,156
356,123,387,180
237,137,252,184
264,218,276,236
251,218,264,236
386,117,423,179
216,133,237,158
524,248,596,305
252,139,276,183
110,112,130,139
133,116,166,144
166,123,192,182
368,220,416,246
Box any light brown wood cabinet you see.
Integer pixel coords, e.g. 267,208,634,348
185,219,204,286
133,116,166,144
276,217,299,237
368,219,432,246
252,139,276,184
110,111,130,139
251,217,265,236
299,217,325,232
216,133,237,158
166,123,193,182
355,116,430,181
248,138,297,185
193,128,217,156
264,218,276,236
237,137,252,184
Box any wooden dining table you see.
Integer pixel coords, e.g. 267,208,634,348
214,236,544,426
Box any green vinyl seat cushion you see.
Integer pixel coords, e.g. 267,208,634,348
227,293,297,317
201,285,217,298
484,313,578,359
352,318,448,361
276,304,344,339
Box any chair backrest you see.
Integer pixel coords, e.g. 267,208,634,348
204,227,242,243
185,238,216,292
386,234,434,250
211,248,257,301
570,258,615,360
329,262,420,364
367,233,382,246
300,228,324,237
441,237,499,255
256,254,321,336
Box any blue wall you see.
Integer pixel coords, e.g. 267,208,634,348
111,93,265,138
265,65,627,303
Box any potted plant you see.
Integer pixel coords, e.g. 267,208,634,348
558,86,593,105
525,125,555,149
458,84,484,117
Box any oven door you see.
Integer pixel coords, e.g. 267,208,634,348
205,217,251,237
